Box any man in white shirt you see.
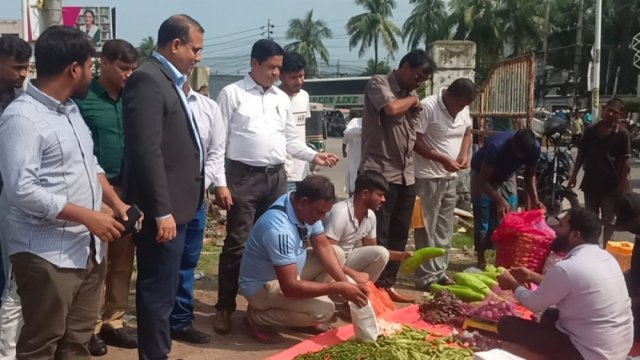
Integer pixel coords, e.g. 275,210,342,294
280,51,311,190
342,115,362,195
324,170,411,284
214,39,339,334
497,207,633,360
167,79,226,344
413,78,475,289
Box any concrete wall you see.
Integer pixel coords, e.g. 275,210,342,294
0,19,22,38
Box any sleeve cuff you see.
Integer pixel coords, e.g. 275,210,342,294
303,149,316,163
155,214,171,220
46,195,68,221
213,174,227,187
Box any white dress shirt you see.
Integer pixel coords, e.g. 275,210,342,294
343,117,362,194
284,89,311,182
515,244,633,360
216,74,316,186
186,89,226,190
323,197,376,256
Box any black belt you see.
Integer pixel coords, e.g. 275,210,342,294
228,160,283,174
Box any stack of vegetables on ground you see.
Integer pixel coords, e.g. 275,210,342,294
419,290,470,327
294,325,474,360
428,265,506,303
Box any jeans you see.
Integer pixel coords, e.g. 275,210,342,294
170,203,206,329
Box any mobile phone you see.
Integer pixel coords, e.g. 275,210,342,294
117,205,142,235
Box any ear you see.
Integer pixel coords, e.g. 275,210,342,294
250,58,258,69
170,38,181,54
69,62,81,79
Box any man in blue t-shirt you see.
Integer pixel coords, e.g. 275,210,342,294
470,129,544,267
239,175,368,344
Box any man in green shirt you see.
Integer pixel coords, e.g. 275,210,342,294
75,39,139,356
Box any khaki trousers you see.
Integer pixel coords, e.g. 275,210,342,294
11,251,106,360
247,245,345,328
344,246,389,282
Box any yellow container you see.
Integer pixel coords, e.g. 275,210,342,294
412,197,425,229
606,241,634,272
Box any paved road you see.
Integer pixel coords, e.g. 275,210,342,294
315,136,640,242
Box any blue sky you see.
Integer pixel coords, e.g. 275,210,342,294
1,0,421,75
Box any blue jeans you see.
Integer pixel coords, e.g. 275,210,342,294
170,202,206,329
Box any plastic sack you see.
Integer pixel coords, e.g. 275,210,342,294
491,209,556,273
350,299,379,341
364,281,396,316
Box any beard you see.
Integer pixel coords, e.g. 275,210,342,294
550,233,570,252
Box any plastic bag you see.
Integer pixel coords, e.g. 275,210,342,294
364,281,396,316
492,210,556,273
350,299,379,341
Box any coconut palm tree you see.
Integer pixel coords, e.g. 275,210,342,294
346,0,402,74
285,10,333,78
402,0,450,50
138,36,156,61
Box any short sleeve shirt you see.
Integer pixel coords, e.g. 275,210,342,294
470,130,540,183
322,198,376,255
578,123,630,195
238,192,324,299
360,72,418,185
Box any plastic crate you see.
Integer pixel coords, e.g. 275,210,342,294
606,241,634,272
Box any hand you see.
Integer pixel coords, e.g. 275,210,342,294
497,271,521,291
406,101,422,120
496,198,511,219
112,203,145,233
351,271,370,285
457,156,470,169
314,152,339,167
442,158,462,173
214,186,233,211
337,282,369,308
84,211,125,243
156,215,177,243
509,266,536,284
568,175,577,189
401,251,413,261
531,199,546,211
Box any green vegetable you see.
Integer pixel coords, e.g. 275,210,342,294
496,266,506,274
399,247,446,276
479,271,499,280
429,284,485,302
453,273,491,295
484,264,497,273
466,273,498,288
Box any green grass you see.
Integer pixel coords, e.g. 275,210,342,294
196,242,222,277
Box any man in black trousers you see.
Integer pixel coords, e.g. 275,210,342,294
122,14,205,360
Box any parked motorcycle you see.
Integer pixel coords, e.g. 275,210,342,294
628,121,640,159
518,116,580,216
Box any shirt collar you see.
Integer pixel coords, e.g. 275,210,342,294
285,192,303,227
152,51,187,87
243,73,278,95
185,88,196,101
347,197,368,225
566,243,596,258
89,78,118,100
387,71,405,96
25,81,76,114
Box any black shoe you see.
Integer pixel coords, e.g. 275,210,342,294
88,334,108,357
100,327,138,349
171,325,211,344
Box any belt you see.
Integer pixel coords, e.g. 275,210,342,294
228,160,283,174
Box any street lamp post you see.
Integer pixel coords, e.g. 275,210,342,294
592,0,603,122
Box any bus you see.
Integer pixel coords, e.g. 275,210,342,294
302,76,370,109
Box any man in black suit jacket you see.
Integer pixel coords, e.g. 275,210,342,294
122,14,205,360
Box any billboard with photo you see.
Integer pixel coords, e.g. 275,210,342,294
62,6,113,51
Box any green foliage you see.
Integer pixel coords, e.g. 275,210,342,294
361,58,391,75
137,36,155,63
285,10,333,78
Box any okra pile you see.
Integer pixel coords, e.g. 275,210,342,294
294,326,473,360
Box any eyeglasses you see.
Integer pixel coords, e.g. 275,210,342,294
181,41,203,56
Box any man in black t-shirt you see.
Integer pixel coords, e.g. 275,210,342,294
569,98,630,249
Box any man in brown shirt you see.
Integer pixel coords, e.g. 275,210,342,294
360,49,436,302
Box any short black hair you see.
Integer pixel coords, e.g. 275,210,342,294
354,170,388,195
606,97,624,109
398,49,436,73
511,129,538,157
295,175,336,203
567,207,602,244
447,78,476,102
251,39,284,64
157,14,204,48
101,39,139,64
0,35,31,62
282,51,306,73
34,26,95,77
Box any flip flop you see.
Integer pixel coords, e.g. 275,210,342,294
243,316,285,344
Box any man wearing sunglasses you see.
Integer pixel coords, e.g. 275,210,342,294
569,98,630,249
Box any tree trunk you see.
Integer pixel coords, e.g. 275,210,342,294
374,30,379,74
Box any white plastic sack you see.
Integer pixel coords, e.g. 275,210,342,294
349,300,379,341
473,349,525,360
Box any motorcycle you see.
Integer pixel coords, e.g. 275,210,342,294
628,121,640,159
518,117,580,216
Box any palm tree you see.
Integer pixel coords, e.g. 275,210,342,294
285,10,333,78
346,0,402,74
138,36,156,61
402,0,449,50
497,0,544,56
361,58,391,75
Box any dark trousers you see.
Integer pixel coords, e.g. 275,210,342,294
374,183,416,288
11,249,106,360
584,192,616,249
216,162,287,312
498,309,584,360
135,220,188,360
170,202,206,329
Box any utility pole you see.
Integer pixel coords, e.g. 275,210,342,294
336,60,340,77
42,0,62,29
261,19,274,39
592,0,603,121
540,0,551,107
571,0,585,111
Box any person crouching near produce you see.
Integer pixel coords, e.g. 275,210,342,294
238,175,369,343
496,207,633,360
323,170,413,287
470,129,544,268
